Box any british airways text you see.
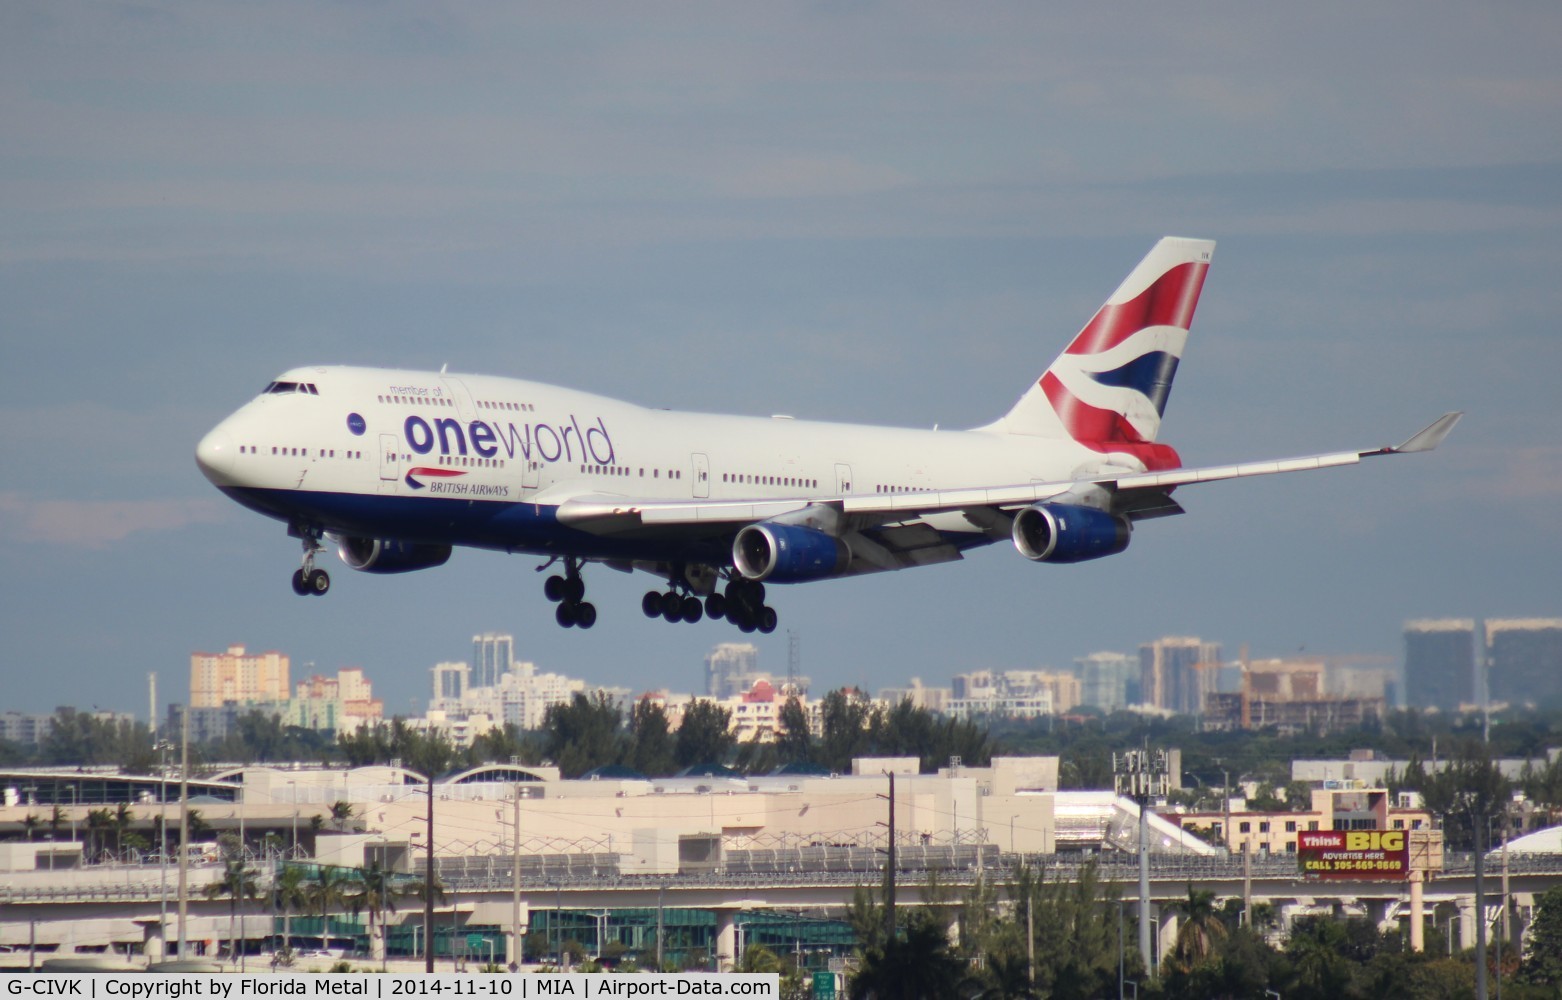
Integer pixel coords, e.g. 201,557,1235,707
404,414,615,465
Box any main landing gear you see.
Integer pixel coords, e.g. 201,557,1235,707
642,576,777,633
542,558,596,629
290,527,330,596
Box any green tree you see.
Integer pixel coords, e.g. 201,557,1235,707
1165,886,1227,974
774,697,813,765
329,801,356,832
1284,915,1358,1000
85,807,114,861
348,861,406,971
541,693,624,777
674,700,735,770
203,855,261,964
271,864,311,965
625,699,677,776
1020,861,1127,1000
465,724,540,769
306,866,355,951
818,689,875,773
112,802,134,858
1521,885,1562,984
848,911,969,1000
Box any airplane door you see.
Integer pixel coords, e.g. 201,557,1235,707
521,457,540,491
379,434,400,481
835,463,854,494
692,453,710,498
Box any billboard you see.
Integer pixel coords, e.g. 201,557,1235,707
1298,829,1408,880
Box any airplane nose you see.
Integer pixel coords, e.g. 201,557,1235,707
196,426,237,484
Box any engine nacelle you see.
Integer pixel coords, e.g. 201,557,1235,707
1012,504,1131,564
733,523,851,583
336,536,453,574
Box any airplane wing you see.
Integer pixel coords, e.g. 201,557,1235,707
556,413,1463,538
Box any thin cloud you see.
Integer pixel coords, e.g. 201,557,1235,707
0,492,226,548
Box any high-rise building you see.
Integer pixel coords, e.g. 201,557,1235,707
877,678,950,714
431,661,470,708
1076,652,1138,713
472,633,514,689
289,668,384,731
1139,637,1221,714
1486,618,1562,707
706,643,764,699
947,670,1077,718
1403,619,1476,711
190,644,290,708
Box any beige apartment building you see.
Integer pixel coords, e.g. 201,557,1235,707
189,644,289,708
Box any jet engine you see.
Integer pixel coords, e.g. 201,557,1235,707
1011,504,1131,564
733,522,851,583
336,536,453,574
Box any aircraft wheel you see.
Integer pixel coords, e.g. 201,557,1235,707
736,617,757,634
682,596,704,623
660,591,683,622
758,606,778,634
705,593,726,620
642,591,662,618
544,576,567,603
291,569,310,596
563,576,586,604
575,603,597,629
307,569,331,595
555,602,578,628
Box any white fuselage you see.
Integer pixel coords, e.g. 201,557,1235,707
197,365,1119,559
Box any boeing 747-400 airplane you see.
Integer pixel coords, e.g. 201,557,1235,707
195,237,1460,633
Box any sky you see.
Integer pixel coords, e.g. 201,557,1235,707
2,3,1560,720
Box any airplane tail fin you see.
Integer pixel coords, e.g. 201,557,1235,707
981,237,1214,460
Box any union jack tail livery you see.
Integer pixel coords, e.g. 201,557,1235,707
983,237,1214,471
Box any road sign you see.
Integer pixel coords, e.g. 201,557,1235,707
812,970,837,999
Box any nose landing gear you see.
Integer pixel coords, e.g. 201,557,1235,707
290,527,330,596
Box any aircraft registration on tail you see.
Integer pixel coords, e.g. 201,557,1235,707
195,238,1461,633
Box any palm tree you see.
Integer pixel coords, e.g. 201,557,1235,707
349,861,405,971
203,856,261,965
85,807,114,862
21,813,41,842
112,803,134,860
849,914,970,999
329,801,356,832
271,864,311,964
47,805,65,841
306,866,354,954
1167,886,1227,973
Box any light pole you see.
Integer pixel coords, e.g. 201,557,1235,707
511,782,524,971
1114,749,1168,977
155,740,174,958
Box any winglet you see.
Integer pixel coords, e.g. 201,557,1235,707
1388,412,1463,454
1355,412,1462,460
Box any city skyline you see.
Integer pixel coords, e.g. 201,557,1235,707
0,615,1500,722
4,5,1559,717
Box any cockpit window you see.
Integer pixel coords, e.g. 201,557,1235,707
262,381,319,395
